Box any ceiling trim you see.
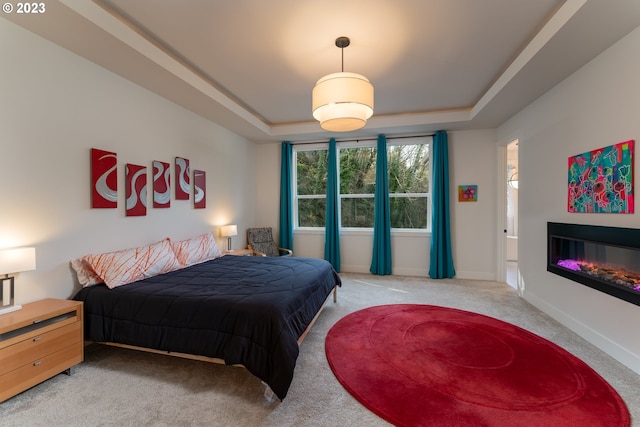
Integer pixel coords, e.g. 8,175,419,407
270,109,473,137
59,0,588,140
61,0,271,134
471,0,587,119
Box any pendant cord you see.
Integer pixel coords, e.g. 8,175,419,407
335,36,350,72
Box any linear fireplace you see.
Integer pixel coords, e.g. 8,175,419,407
547,222,640,306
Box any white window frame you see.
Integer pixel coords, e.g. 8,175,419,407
293,143,327,232
293,138,431,232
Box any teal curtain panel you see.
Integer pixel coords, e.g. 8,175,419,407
324,138,341,271
370,135,392,275
279,141,294,251
429,130,456,278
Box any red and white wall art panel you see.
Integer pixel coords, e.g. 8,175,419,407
153,160,171,208
91,148,118,208
125,163,147,217
194,169,206,209
175,157,190,200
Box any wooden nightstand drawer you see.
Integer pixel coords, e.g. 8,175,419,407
0,299,83,403
0,321,82,375
0,344,82,403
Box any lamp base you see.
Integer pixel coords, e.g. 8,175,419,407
0,304,22,315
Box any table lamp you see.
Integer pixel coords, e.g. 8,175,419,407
0,247,36,315
220,225,238,251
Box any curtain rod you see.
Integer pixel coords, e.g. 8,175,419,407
289,133,435,145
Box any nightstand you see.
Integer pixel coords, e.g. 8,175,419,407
0,298,84,402
224,249,255,256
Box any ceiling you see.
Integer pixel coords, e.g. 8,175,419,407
4,0,640,143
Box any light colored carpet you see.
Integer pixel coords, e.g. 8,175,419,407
2,273,639,426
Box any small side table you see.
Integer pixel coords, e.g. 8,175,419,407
224,249,254,256
0,298,84,402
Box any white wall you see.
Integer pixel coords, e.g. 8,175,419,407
498,26,640,374
0,19,257,303
255,129,498,279
449,129,497,280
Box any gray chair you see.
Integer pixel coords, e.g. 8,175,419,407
246,227,293,257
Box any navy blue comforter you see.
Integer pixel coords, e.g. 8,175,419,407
73,255,340,400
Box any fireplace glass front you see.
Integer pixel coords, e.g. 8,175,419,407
547,222,640,306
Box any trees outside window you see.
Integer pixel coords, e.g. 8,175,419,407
388,144,430,229
294,139,430,230
296,149,328,227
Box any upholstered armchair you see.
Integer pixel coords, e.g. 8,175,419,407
246,227,293,257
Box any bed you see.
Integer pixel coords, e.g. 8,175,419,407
73,254,340,400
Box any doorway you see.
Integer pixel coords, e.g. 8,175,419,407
505,140,519,288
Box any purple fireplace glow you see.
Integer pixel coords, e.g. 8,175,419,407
547,222,640,306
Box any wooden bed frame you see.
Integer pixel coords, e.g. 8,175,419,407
88,287,338,399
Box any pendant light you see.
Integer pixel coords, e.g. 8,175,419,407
312,37,374,132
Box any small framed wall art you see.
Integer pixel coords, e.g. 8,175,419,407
458,185,478,202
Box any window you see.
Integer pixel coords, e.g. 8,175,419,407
296,149,327,227
294,138,430,230
387,144,430,229
340,146,376,227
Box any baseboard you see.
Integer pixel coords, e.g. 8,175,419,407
339,266,495,280
523,290,640,376
339,265,370,274
340,265,430,277
454,270,496,281
392,267,429,277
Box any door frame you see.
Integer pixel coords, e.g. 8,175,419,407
496,134,520,285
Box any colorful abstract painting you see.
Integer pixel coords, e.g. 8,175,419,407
152,160,170,208
458,185,478,202
568,140,634,213
175,157,190,200
194,170,206,209
125,164,147,216
91,148,118,208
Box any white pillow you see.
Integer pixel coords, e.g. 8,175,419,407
85,238,181,289
172,233,222,267
71,257,103,287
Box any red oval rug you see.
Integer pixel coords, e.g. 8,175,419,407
325,304,630,427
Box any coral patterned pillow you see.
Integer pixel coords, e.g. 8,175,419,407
71,257,103,287
172,233,222,267
141,238,182,277
85,238,181,289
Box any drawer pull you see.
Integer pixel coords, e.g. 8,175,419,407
33,336,41,342
33,360,42,367
33,319,42,324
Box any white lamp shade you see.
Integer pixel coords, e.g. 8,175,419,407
220,225,238,238
0,247,36,275
312,72,374,132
